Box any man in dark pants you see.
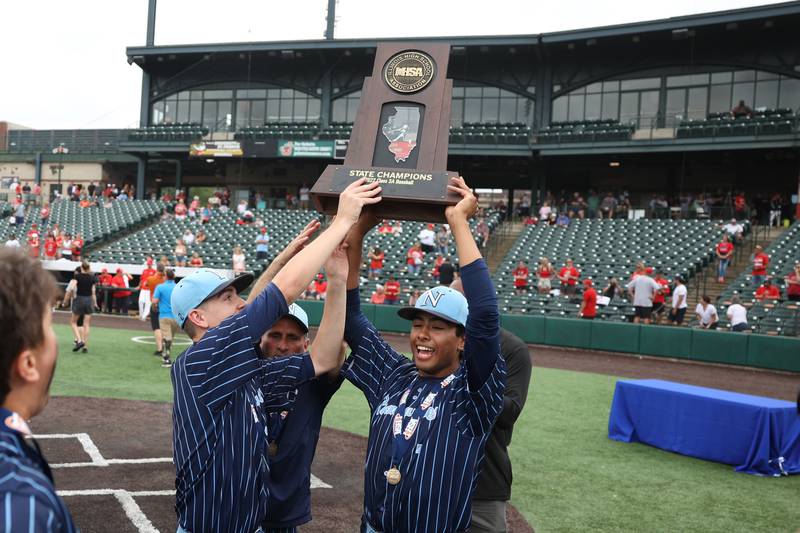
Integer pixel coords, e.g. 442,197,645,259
452,279,533,533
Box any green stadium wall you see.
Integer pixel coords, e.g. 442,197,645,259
296,301,800,373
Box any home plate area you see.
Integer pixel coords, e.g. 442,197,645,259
35,397,533,533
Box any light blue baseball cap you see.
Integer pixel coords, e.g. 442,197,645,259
171,270,255,327
397,286,468,327
284,303,309,333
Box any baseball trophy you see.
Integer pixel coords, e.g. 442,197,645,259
310,42,460,222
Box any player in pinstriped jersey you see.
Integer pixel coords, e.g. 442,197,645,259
0,249,77,532
341,176,506,533
169,179,381,533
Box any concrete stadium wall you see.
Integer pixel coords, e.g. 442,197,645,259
296,300,800,373
0,161,104,185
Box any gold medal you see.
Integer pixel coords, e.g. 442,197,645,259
268,441,279,457
386,467,402,485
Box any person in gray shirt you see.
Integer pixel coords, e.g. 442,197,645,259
626,265,661,325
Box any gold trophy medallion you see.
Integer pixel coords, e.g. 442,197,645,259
386,466,402,485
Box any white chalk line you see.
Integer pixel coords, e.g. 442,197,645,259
58,489,165,533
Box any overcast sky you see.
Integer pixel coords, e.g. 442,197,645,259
0,0,781,129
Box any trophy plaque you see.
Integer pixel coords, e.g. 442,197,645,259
310,42,459,222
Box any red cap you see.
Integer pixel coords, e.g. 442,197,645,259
428,223,434,229
146,258,153,265
645,267,654,275
583,279,593,286
317,273,324,280
260,227,267,233
116,268,123,274
101,268,108,274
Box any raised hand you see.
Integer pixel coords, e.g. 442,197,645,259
336,179,382,226
284,219,321,258
445,176,478,223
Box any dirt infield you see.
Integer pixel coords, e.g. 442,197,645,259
44,312,797,532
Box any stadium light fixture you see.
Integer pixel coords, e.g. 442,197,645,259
205,159,215,163
609,161,621,167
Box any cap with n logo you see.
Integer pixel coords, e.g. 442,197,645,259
397,286,468,327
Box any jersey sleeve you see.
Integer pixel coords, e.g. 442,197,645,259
185,283,301,411
259,354,316,409
341,288,410,410
461,259,502,392
0,492,75,533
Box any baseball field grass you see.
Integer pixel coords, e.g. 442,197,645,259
50,323,800,532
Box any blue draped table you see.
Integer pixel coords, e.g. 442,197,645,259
608,379,799,476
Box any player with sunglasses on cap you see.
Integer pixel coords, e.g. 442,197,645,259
169,179,381,533
341,177,506,533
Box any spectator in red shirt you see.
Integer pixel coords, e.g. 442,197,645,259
384,275,401,305
406,243,424,275
313,274,328,300
40,203,50,225
431,255,445,278
512,261,529,295
368,247,385,279
579,279,597,319
751,245,770,288
43,234,58,260
652,270,671,324
784,262,800,302
734,192,747,220
716,234,734,283
138,258,157,321
754,279,780,301
111,268,133,315
71,233,84,261
174,199,187,220
558,259,580,296
377,220,393,234
26,224,40,258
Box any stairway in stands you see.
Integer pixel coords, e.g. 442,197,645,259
484,220,526,274
692,226,787,307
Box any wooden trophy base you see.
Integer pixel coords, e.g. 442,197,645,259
311,164,460,223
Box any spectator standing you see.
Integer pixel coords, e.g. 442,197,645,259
370,284,386,304
368,247,385,279
438,257,456,286
536,257,553,294
196,229,207,244
436,225,450,256
138,258,157,321
232,245,247,274
40,203,50,225
13,201,25,226
182,229,195,246
4,235,20,249
174,199,187,220
43,233,57,260
668,276,688,325
694,296,719,330
174,239,188,267
144,264,166,356
97,268,113,313
111,268,133,315
652,270,670,324
603,277,624,300
255,227,270,262
579,279,597,319
392,220,403,235
726,296,749,332
61,234,73,262
769,193,783,227
512,261,529,295
70,261,97,352
71,233,84,261
754,279,780,300
384,275,401,305
626,265,661,324
751,245,770,288
406,243,424,275
716,233,734,283
538,201,552,221
26,224,40,258
418,224,436,253
558,259,580,296
378,220,393,234
475,218,490,248
784,262,800,302
586,190,600,219
731,99,752,117
299,183,310,210
733,192,748,220
152,269,178,367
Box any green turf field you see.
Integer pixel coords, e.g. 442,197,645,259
51,323,800,532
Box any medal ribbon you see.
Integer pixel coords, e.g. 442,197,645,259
267,410,289,446
388,373,456,476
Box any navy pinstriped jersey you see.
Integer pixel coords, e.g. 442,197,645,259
342,260,506,533
262,377,342,533
0,409,76,533
171,283,315,533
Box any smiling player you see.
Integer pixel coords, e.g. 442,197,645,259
341,177,506,533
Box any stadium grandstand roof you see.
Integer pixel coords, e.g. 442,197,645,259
127,1,800,64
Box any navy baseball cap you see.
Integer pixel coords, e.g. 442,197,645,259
172,270,254,327
398,286,468,327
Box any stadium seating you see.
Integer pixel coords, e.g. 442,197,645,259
535,120,634,144
354,211,503,304
5,129,127,153
0,199,162,251
492,219,725,320
715,221,800,336
317,122,353,140
318,122,532,145
675,109,796,139
235,122,320,141
127,123,209,142
90,208,322,270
